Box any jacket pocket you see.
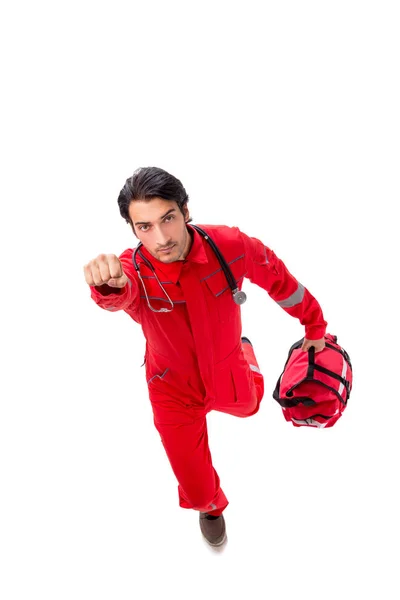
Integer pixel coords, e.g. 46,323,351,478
147,367,170,386
202,270,244,323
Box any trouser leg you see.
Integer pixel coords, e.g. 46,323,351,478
213,341,265,417
242,340,265,416
146,341,264,516
152,408,229,515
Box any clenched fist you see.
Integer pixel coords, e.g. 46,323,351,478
83,254,128,288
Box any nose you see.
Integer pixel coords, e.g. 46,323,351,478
155,226,172,249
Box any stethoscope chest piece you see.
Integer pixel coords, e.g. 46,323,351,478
233,290,247,305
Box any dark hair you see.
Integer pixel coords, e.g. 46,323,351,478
117,167,193,232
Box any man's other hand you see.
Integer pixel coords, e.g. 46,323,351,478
301,338,326,353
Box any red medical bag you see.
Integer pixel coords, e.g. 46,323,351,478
273,333,353,428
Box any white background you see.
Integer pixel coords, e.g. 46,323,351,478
1,1,399,598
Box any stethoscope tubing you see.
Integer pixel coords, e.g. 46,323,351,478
132,225,246,307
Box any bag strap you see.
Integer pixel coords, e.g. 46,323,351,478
272,338,303,404
283,377,348,407
308,346,351,394
273,343,351,407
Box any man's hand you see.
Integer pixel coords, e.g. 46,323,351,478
83,254,128,288
301,337,326,353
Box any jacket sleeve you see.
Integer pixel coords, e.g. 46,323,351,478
237,228,327,340
89,248,140,313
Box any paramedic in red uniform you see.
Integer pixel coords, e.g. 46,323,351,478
83,166,327,547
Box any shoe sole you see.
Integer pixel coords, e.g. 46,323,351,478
201,529,227,547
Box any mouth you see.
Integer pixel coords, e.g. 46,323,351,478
159,244,175,254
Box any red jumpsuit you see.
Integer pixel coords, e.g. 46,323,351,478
90,224,327,516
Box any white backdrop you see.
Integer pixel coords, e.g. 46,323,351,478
1,1,399,599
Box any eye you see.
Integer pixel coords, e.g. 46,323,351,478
138,215,175,232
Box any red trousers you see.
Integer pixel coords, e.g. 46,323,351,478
145,340,264,516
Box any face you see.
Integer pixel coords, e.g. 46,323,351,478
128,198,192,263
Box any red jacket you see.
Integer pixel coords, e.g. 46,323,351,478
90,224,327,402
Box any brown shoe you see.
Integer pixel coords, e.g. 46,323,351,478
199,512,227,546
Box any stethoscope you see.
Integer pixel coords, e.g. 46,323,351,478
132,225,247,313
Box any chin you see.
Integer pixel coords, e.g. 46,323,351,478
159,249,178,261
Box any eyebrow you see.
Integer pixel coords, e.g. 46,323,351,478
134,208,177,226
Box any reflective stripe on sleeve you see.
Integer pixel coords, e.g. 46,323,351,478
276,282,305,308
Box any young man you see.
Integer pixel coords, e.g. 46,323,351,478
83,166,327,547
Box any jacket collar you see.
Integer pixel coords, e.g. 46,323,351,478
136,224,208,284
